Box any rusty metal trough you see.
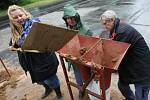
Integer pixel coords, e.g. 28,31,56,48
58,34,130,100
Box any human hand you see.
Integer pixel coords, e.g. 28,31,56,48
9,46,23,52
94,35,100,38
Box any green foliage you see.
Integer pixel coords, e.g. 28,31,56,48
19,0,40,6
0,0,61,17
0,0,19,9
0,0,57,9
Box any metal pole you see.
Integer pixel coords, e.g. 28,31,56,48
0,58,11,77
59,56,74,100
99,68,106,100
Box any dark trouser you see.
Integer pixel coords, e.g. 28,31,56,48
67,59,83,86
72,65,83,86
39,74,62,98
118,80,150,100
38,74,60,89
43,74,60,89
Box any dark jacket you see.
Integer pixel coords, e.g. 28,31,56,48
111,18,150,84
17,52,59,83
11,18,59,83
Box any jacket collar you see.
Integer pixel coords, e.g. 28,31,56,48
110,18,120,38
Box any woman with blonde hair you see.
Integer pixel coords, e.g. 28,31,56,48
8,5,62,99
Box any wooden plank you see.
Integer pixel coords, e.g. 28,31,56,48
21,22,78,52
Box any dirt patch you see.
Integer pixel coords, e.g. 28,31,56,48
110,90,124,100
0,68,23,100
0,63,126,100
0,70,11,83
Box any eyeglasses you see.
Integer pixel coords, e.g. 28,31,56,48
102,20,111,25
103,21,107,25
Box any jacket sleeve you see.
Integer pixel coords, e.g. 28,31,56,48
86,29,93,36
9,38,12,46
9,38,20,48
115,33,131,43
114,24,142,45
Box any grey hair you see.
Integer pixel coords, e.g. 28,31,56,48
100,10,117,21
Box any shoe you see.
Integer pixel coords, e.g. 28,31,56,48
54,86,62,99
79,90,84,98
41,84,53,99
56,93,62,99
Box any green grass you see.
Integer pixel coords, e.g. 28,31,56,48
0,0,62,18
21,0,62,8
0,10,6,17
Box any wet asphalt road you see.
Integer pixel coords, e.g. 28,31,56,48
0,0,150,67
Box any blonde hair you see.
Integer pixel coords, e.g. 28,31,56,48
7,5,31,45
